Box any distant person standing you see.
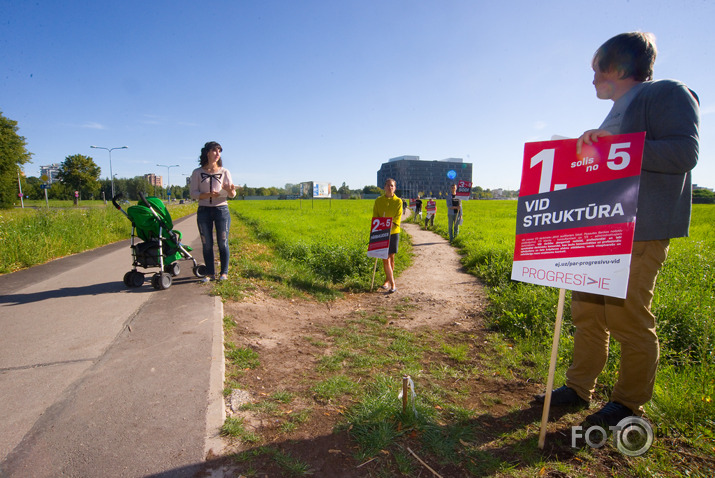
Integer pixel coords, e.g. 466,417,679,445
447,184,463,242
535,32,700,428
190,141,237,283
414,196,423,220
373,178,402,293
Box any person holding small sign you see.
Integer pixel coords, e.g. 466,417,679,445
536,32,700,428
373,178,402,293
447,184,463,243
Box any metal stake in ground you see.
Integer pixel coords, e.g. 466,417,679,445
538,287,567,449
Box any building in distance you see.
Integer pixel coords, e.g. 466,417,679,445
144,173,163,188
39,164,61,183
377,155,473,199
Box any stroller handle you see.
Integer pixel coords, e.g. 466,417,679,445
112,193,124,210
138,191,153,209
112,193,130,218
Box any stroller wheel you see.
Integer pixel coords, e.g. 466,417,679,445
124,271,144,288
193,264,209,278
165,262,181,276
152,272,172,290
131,272,145,288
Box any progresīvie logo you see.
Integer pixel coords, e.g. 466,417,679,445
572,416,654,457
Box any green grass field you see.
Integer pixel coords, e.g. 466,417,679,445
0,200,197,274
226,199,412,299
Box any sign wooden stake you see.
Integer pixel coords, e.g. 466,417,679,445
370,258,379,290
402,376,409,413
538,287,567,449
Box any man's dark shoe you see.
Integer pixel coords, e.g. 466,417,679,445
533,385,589,408
585,401,634,428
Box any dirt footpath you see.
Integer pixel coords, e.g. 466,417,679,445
392,222,488,329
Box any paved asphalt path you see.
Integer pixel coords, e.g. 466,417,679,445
0,214,225,477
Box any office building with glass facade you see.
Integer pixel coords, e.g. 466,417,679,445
376,155,473,199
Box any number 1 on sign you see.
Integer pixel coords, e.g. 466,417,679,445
531,148,567,193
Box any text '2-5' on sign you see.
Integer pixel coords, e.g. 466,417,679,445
511,132,645,299
367,217,392,260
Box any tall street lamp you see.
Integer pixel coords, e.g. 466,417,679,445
90,145,128,199
157,164,180,201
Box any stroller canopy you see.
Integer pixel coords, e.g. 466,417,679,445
127,196,175,243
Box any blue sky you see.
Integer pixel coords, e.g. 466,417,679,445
2,0,713,191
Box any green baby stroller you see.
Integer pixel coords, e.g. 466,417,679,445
113,192,208,290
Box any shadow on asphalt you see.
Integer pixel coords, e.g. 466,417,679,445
0,275,208,306
0,281,131,305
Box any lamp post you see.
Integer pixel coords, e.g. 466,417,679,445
157,164,180,201
90,145,128,199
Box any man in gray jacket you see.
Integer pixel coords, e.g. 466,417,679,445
536,32,700,427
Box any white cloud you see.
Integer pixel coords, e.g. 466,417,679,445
81,122,106,130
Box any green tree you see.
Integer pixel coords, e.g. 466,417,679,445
47,181,70,200
0,111,33,208
337,182,350,195
362,185,382,195
24,176,43,200
57,154,101,200
283,183,301,195
126,176,154,201
242,184,257,197
693,188,715,204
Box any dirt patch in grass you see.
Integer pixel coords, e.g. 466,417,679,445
198,223,711,477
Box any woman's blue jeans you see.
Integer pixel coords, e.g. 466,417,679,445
196,205,231,277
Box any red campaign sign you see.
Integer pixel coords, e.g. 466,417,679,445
425,199,436,218
456,180,472,199
367,216,393,259
511,132,645,299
